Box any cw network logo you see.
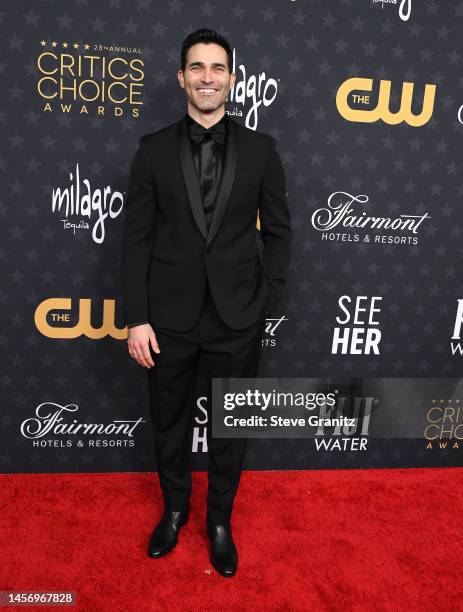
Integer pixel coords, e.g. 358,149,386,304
35,298,126,339
336,77,436,127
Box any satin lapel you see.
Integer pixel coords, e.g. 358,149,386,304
206,115,237,248
177,116,208,241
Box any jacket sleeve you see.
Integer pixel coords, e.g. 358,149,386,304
259,136,292,315
120,139,157,327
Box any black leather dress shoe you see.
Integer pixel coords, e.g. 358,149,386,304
147,508,189,558
206,521,238,577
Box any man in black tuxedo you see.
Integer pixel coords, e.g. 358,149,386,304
121,28,291,577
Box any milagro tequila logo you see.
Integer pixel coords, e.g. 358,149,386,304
228,48,278,130
20,402,146,447
52,163,124,244
371,0,411,21
311,191,430,246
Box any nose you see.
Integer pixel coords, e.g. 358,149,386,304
200,67,214,83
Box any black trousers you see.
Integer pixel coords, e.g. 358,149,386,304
146,279,266,524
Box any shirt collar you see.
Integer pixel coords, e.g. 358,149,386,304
186,112,228,131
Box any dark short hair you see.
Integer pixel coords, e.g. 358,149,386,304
181,28,233,73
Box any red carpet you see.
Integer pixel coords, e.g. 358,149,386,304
0,468,461,611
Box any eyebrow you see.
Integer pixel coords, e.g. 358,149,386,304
188,61,226,68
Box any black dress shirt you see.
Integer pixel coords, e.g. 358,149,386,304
186,112,227,233
126,112,228,329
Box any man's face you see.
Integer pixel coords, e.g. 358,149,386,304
178,42,236,113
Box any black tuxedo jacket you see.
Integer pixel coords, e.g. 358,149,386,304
120,113,292,331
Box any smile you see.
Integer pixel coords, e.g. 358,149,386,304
197,88,217,95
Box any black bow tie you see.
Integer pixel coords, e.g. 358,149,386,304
188,120,226,145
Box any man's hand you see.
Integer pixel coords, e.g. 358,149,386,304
126,323,160,369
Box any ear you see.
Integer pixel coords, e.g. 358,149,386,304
177,69,185,88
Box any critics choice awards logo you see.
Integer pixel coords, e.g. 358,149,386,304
424,398,463,450
36,40,144,118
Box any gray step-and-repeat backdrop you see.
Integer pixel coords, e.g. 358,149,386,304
2,0,463,473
